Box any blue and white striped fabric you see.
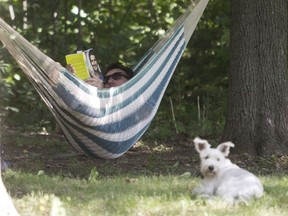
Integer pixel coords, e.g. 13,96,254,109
0,0,208,159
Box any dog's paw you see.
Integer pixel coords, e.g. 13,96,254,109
192,187,208,196
191,191,212,200
191,187,201,195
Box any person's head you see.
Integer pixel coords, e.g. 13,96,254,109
104,62,133,88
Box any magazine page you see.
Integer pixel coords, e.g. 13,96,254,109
83,48,104,81
65,51,90,80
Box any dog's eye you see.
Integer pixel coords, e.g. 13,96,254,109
205,156,209,160
217,158,220,161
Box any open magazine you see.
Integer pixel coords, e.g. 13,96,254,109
65,48,104,81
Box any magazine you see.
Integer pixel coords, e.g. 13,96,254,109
65,48,103,81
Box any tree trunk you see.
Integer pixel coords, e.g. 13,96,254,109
222,0,288,156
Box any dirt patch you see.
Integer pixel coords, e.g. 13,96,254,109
1,129,287,179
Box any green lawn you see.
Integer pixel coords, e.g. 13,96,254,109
3,170,288,216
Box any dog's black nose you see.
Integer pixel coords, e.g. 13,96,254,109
208,166,214,171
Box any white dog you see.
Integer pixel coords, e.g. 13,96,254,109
192,137,263,204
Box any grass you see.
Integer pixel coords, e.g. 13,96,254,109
1,132,288,215
3,170,288,216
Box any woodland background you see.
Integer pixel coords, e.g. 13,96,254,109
1,2,288,215
0,0,233,143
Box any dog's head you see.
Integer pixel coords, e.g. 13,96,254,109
193,137,235,178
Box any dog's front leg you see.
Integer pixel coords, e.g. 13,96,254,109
192,181,215,198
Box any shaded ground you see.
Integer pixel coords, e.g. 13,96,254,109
1,128,288,179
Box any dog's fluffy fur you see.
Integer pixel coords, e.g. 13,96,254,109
192,137,264,204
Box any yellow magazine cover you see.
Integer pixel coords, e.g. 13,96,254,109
65,48,103,81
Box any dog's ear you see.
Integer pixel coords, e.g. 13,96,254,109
193,137,211,153
217,142,235,157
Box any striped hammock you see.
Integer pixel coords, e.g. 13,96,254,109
0,0,209,159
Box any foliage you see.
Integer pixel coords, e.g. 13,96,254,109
0,0,230,140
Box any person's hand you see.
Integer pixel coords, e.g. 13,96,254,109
85,77,104,88
66,64,76,75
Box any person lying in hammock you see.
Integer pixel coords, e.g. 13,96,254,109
67,61,134,88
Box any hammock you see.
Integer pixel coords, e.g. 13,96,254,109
0,0,209,159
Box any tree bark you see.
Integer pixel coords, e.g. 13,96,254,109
222,0,288,156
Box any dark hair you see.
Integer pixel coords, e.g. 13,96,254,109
104,62,134,79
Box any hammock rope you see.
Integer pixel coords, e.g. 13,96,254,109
0,0,209,159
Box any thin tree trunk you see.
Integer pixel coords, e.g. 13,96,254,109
222,0,288,156
77,0,83,49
